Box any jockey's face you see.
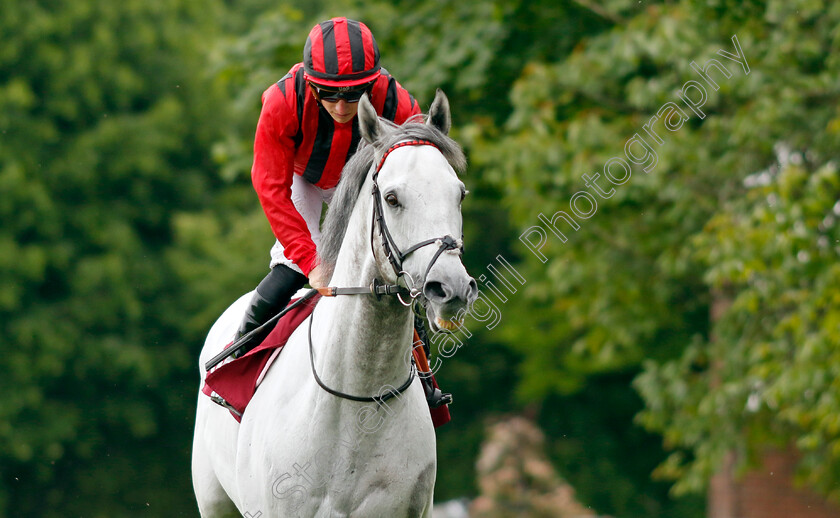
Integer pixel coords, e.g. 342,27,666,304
309,81,372,124
320,98,358,124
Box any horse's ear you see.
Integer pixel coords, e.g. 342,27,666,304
358,93,381,143
427,89,451,135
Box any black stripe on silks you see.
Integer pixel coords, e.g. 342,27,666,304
346,20,366,73
293,68,307,147
382,77,399,121
320,20,339,76
276,72,292,95
303,108,334,184
345,117,362,164
303,36,314,71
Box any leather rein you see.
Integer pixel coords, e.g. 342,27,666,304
308,139,463,404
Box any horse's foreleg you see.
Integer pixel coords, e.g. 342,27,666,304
421,492,434,518
192,399,239,518
192,453,239,516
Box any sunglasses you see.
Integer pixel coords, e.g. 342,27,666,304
310,82,372,103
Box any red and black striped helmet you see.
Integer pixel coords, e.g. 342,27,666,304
303,17,381,87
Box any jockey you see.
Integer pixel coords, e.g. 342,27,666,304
237,17,450,414
237,17,421,342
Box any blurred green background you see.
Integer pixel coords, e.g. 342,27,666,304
2,0,839,516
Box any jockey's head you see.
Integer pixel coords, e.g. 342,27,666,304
304,17,380,123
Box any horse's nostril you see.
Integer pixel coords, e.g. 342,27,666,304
467,277,478,298
424,281,448,301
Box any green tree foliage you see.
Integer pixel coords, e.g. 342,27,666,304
0,0,231,515
209,1,704,515
636,156,840,498
467,0,840,508
6,0,837,516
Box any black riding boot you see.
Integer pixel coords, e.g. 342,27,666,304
234,265,307,357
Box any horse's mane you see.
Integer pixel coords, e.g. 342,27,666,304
318,115,466,276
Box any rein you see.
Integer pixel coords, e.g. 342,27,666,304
308,306,416,404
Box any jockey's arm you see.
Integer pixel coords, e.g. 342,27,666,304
251,85,319,277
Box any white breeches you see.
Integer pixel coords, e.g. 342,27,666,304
269,174,336,273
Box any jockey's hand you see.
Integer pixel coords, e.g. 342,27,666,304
308,264,328,289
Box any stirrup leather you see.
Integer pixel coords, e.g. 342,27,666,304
412,327,452,409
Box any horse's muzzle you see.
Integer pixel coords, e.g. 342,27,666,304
423,273,478,310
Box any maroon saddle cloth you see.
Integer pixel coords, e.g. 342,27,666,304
202,294,450,427
202,294,321,421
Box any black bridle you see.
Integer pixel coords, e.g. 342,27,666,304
308,139,463,404
370,140,464,289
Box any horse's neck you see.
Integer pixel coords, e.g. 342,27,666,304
312,196,413,399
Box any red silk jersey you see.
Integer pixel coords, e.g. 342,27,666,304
252,63,421,275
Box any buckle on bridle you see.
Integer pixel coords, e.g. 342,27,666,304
439,235,458,250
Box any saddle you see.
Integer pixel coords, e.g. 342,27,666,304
202,295,451,427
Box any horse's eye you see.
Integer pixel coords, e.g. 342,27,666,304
385,192,400,207
460,189,468,202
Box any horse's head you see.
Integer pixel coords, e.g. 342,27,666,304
358,90,478,332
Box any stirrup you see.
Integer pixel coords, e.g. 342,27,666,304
419,371,452,408
426,387,453,409
209,394,242,417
